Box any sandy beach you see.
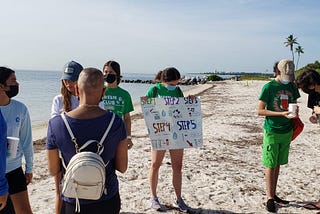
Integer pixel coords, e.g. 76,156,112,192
28,80,319,213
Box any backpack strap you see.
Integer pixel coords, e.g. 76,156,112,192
61,113,79,152
60,112,116,169
78,113,115,155
61,112,115,154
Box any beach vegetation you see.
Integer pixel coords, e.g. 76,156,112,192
295,45,304,70
207,74,224,81
284,34,299,64
236,75,272,81
295,60,320,77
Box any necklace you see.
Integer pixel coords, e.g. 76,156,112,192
79,104,100,108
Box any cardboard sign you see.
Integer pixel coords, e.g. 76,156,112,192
141,97,203,150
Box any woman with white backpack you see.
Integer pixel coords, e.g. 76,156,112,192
46,68,128,214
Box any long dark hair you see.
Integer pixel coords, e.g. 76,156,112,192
60,80,73,113
295,69,320,93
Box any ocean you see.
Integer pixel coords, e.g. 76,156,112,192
14,70,193,127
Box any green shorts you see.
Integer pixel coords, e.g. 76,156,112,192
262,130,293,168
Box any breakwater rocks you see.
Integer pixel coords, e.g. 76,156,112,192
121,76,209,85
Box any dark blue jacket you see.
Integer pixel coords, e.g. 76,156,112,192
0,110,8,196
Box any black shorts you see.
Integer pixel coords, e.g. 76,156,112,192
5,167,27,195
61,192,121,214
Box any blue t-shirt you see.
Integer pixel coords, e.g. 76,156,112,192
0,110,8,196
0,99,33,174
46,112,126,204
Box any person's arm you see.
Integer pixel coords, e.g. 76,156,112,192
54,172,62,214
114,139,128,173
0,111,8,210
257,100,291,118
0,130,8,210
123,113,133,149
47,149,61,176
20,107,33,184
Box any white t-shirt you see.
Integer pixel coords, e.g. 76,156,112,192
51,94,79,118
51,94,105,118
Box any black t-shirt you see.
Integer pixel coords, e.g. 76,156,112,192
307,91,320,109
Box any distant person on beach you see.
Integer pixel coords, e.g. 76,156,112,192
144,67,190,212
102,60,134,149
0,67,33,214
257,59,300,212
50,60,83,214
46,68,128,214
0,110,8,211
295,69,320,211
295,69,320,124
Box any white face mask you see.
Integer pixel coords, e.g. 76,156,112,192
166,85,177,91
280,79,290,85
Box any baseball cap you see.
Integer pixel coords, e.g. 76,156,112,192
277,59,295,82
61,61,83,81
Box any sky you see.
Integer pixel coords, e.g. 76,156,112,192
0,0,319,74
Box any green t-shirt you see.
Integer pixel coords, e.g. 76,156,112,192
258,79,300,133
146,83,184,98
102,87,134,118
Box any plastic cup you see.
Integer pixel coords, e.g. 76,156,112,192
7,137,19,159
288,103,298,117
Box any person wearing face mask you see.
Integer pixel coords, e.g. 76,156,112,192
295,69,320,125
295,69,320,211
257,59,300,212
145,67,189,212
51,61,83,118
102,61,134,150
50,60,83,214
0,67,33,214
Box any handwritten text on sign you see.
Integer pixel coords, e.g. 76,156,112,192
141,97,203,150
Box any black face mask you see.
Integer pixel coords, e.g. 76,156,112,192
104,73,116,84
5,85,19,98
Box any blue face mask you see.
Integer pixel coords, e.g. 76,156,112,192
280,79,290,85
166,85,177,91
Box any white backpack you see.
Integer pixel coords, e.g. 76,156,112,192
60,113,115,213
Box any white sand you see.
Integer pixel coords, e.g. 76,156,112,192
28,80,320,213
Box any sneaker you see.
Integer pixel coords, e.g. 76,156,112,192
266,199,276,213
150,197,161,211
175,198,190,213
274,195,289,205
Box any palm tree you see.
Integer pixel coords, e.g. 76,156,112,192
284,34,299,64
295,45,304,70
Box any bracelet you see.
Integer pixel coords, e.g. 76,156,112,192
127,135,132,139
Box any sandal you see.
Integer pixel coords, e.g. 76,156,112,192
274,195,289,205
303,202,320,210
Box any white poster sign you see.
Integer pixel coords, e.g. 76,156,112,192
140,96,203,150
